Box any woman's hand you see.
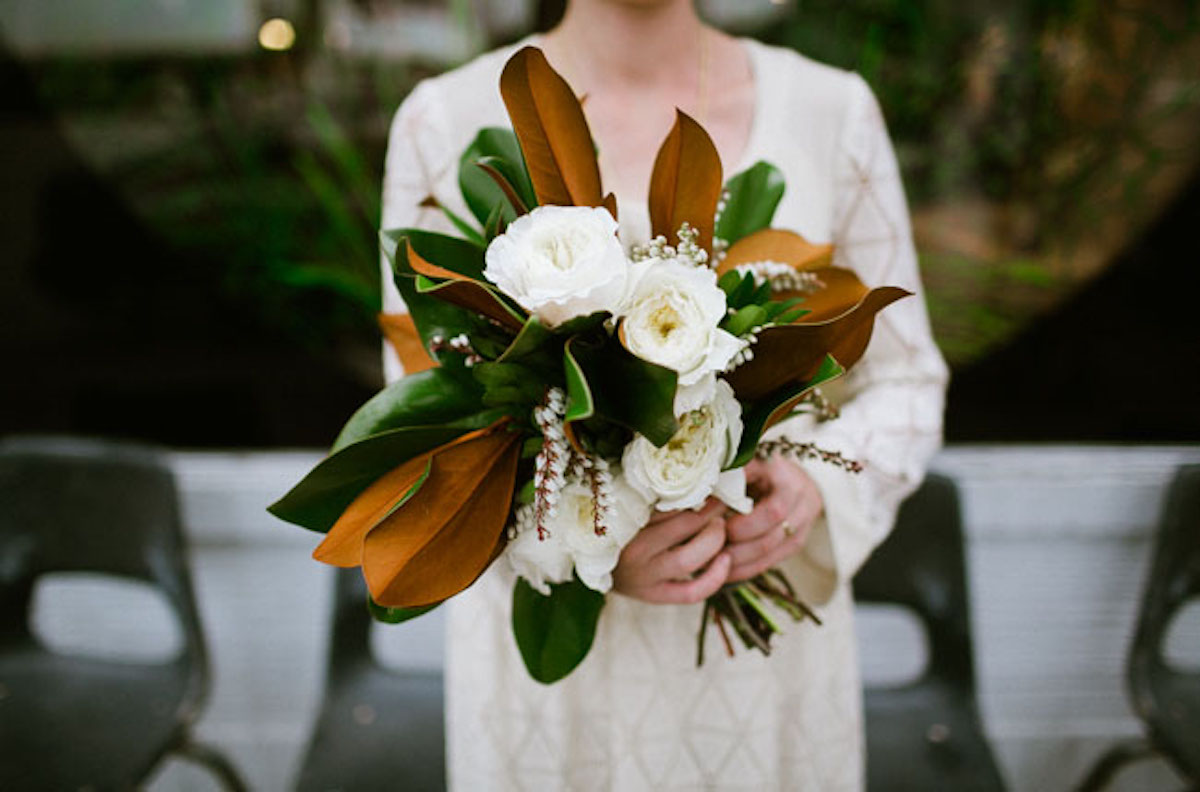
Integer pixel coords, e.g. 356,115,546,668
612,498,731,604
724,456,823,583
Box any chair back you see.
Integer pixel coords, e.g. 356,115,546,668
0,436,207,681
854,473,975,691
1128,463,1200,779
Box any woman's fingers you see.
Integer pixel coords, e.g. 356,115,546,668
647,516,727,581
726,521,809,582
724,456,824,583
645,552,731,605
624,500,723,560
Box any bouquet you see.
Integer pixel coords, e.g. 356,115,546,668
270,47,908,684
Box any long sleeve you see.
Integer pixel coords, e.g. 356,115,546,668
379,81,455,384
775,74,950,605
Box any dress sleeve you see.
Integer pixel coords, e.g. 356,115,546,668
379,81,454,384
771,74,950,605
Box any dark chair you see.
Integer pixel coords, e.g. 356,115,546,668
1077,464,1200,791
854,473,1006,792
0,436,245,790
295,567,446,792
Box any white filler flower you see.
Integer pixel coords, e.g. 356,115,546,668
506,469,652,594
618,257,744,385
483,205,629,327
623,379,752,513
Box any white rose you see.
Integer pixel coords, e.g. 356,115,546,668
483,205,629,327
623,379,752,513
555,469,652,593
505,505,572,595
618,256,744,385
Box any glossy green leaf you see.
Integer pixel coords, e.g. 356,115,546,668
715,161,786,245
268,411,507,533
512,576,606,685
724,304,768,338
332,368,485,452
566,335,678,446
368,595,440,624
729,355,844,467
404,229,485,281
459,127,538,226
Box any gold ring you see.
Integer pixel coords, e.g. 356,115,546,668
782,520,796,538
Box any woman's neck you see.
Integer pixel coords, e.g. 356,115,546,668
548,1,706,91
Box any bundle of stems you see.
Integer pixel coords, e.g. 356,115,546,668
697,569,822,666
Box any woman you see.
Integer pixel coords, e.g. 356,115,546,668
381,1,948,789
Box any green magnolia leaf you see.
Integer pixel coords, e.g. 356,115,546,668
473,361,549,407
404,228,486,281
332,368,485,452
368,594,440,624
730,355,844,467
512,576,606,685
716,161,786,245
459,127,538,227
565,335,678,447
724,304,769,338
268,411,507,533
393,272,480,363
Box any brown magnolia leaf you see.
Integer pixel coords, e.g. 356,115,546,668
725,286,911,401
419,279,526,332
312,449,436,568
378,313,437,375
602,192,618,223
649,110,723,253
788,267,869,323
500,47,603,208
716,228,834,276
405,238,472,282
364,424,522,608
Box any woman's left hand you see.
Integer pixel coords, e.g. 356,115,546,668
723,455,823,583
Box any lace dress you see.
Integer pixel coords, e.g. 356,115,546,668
380,36,949,792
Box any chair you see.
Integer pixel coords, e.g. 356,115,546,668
294,567,446,792
853,473,1006,792
0,436,245,790
1076,464,1200,791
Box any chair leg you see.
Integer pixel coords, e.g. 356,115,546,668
173,739,250,792
1075,738,1155,792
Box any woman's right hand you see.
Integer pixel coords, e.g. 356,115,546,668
611,498,731,604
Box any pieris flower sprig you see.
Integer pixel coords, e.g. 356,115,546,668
270,47,908,684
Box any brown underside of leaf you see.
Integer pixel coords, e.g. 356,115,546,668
716,229,834,275
421,280,526,332
363,424,521,608
500,47,603,208
312,450,435,567
602,192,618,222
725,286,911,401
649,110,723,254
378,313,437,375
404,239,471,282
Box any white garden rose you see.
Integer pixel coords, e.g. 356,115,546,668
505,469,652,594
618,256,744,385
555,470,652,593
483,205,629,327
623,379,753,513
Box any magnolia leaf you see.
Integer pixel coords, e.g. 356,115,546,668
565,335,678,447
724,286,911,401
378,313,437,376
393,268,482,360
415,276,527,332
459,127,537,225
717,228,834,276
332,367,485,452
403,229,485,281
649,110,723,254
512,576,606,685
368,595,440,624
314,455,433,566
716,161,786,245
477,156,531,217
268,412,506,533
730,355,844,467
500,47,604,208
360,422,521,608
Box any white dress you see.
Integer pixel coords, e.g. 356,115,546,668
380,36,949,792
